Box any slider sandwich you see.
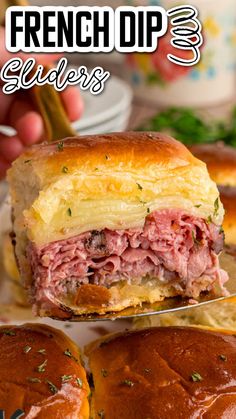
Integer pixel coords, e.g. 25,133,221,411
0,323,89,418
87,326,236,418
8,132,228,318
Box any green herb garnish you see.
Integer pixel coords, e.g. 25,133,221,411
67,208,72,217
38,348,46,355
121,379,134,387
61,375,72,382
1,329,15,336
62,166,68,173
57,141,64,151
101,369,108,377
46,380,58,394
214,198,219,217
37,359,47,373
219,354,227,361
147,207,150,214
27,377,41,383
63,349,78,363
138,106,236,147
23,345,32,353
190,372,203,382
24,159,31,164
194,204,201,208
136,182,143,190
206,215,213,224
76,377,83,388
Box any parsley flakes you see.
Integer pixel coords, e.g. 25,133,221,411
136,182,143,190
46,380,58,394
57,141,64,151
190,372,203,382
121,379,134,387
37,359,47,373
214,198,219,217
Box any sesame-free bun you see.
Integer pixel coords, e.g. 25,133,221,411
0,323,89,418
7,132,224,317
8,132,223,247
190,143,236,187
87,326,236,419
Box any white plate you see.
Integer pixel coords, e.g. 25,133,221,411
78,106,132,135
72,76,133,131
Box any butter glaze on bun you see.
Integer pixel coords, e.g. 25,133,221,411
0,323,89,418
8,132,227,317
87,326,236,419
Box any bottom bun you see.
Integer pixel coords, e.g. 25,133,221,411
87,326,236,419
0,323,89,418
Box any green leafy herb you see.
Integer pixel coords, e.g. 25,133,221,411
214,198,219,217
27,377,41,383
219,354,227,361
23,345,32,353
98,410,105,418
57,141,64,151
101,369,108,377
136,182,143,190
121,379,134,387
194,204,201,208
206,215,213,224
61,375,73,382
46,380,58,394
147,207,150,214
1,329,15,336
76,377,83,388
190,372,203,382
37,359,47,373
138,106,236,147
62,166,68,173
24,159,31,164
94,167,99,171
38,349,46,355
63,349,78,363
67,208,72,217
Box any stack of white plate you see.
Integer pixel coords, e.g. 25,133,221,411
72,75,133,135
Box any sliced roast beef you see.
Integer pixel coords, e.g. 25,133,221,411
28,209,227,304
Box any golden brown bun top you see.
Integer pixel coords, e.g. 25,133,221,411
8,132,223,245
190,143,236,186
88,326,236,419
0,323,89,419
21,132,199,174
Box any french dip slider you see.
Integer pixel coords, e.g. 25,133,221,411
0,323,89,418
87,326,236,418
8,132,227,317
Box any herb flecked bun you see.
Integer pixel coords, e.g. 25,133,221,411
0,323,89,418
86,326,236,419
